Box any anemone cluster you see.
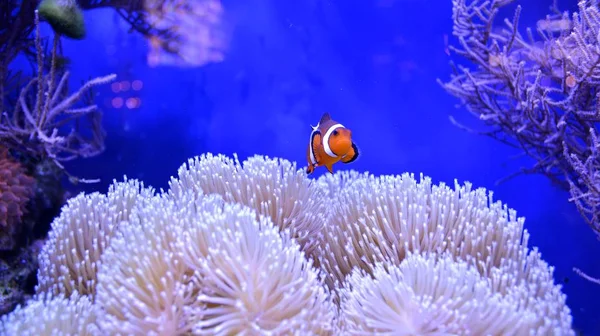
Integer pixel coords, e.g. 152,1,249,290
0,153,574,335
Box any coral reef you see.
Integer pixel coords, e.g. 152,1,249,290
0,10,116,178
1,0,222,87
143,0,225,67
439,0,600,285
0,239,44,316
0,0,225,323
0,154,574,335
0,2,114,319
0,146,34,250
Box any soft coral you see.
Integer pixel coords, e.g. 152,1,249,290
0,145,35,244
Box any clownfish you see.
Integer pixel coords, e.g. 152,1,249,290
306,112,359,174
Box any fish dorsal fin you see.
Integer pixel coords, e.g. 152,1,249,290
319,112,332,124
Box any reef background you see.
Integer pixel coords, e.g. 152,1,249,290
6,0,600,334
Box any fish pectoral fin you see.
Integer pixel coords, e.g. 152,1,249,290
313,136,323,163
341,143,359,164
315,152,322,165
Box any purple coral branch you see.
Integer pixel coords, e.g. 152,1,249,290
0,10,116,182
574,267,600,285
440,0,600,282
563,129,600,231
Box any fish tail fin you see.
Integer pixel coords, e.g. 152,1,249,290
325,164,334,174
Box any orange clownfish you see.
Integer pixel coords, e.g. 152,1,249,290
306,112,359,174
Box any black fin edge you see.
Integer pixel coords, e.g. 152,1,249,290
343,143,359,164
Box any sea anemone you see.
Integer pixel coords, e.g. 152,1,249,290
168,153,327,254
36,178,154,297
316,172,530,288
94,189,335,335
177,201,336,335
315,170,573,334
93,193,205,335
0,291,97,336
0,154,574,334
339,252,572,334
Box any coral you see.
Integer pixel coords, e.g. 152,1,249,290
0,9,115,181
37,0,86,39
439,0,600,237
26,157,69,239
143,0,225,67
0,154,574,335
0,146,34,250
1,0,222,97
0,239,44,315
1,0,215,172
97,0,225,67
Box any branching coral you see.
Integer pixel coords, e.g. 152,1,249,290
0,10,116,180
0,154,575,335
2,0,221,181
142,0,225,67
0,0,223,84
79,0,209,61
439,0,600,284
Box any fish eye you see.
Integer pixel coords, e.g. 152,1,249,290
332,130,338,136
